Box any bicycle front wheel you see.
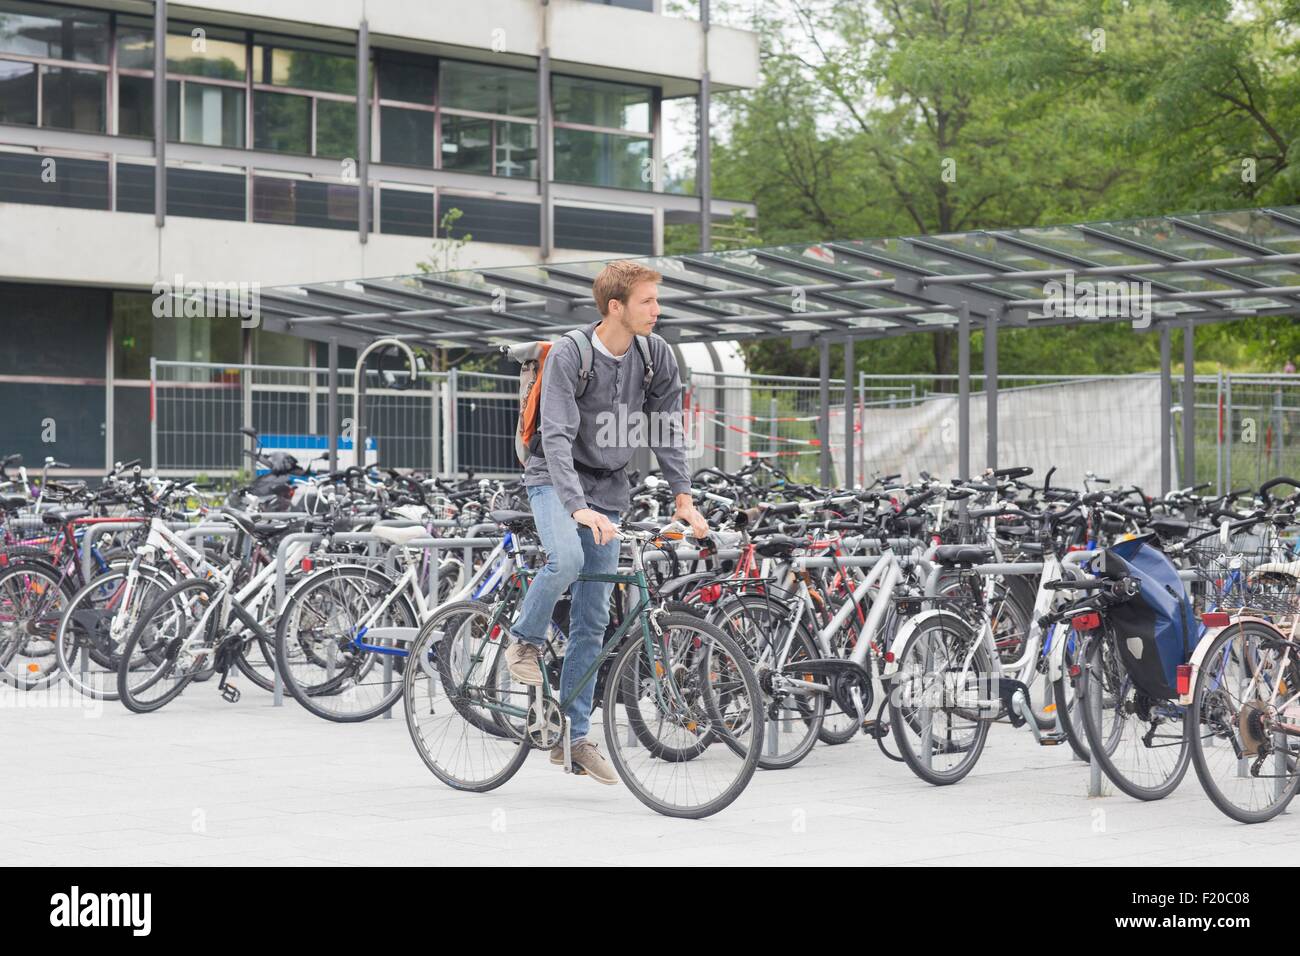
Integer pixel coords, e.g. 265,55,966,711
1188,621,1300,823
603,611,763,819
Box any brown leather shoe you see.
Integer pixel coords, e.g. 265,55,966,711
504,640,543,686
568,739,619,785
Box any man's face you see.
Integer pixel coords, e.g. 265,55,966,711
610,280,660,336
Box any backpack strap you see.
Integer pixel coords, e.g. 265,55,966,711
635,335,654,394
564,328,654,399
564,328,596,398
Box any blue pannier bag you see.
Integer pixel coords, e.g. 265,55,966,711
1101,534,1195,700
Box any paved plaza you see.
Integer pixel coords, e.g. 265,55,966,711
3,684,1295,867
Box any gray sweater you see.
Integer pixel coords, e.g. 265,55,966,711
523,324,692,515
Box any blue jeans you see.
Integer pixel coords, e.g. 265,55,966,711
510,484,620,743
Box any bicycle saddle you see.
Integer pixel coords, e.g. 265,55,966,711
755,534,803,558
251,518,302,540
41,508,90,526
0,494,27,512
489,510,535,530
372,524,428,547
932,545,993,566
1149,515,1189,539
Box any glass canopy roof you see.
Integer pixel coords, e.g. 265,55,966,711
254,205,1300,350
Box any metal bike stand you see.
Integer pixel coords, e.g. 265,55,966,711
415,535,504,605
1061,551,1107,794
272,531,325,707
368,533,501,719
77,519,150,584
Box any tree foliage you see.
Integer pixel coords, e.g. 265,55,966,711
714,0,1300,377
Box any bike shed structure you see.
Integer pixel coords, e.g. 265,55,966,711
251,204,1300,492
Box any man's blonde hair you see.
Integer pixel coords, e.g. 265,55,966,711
592,260,663,316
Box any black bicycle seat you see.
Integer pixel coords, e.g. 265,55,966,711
932,545,993,566
490,510,535,530
41,508,90,526
756,534,803,558
1150,515,1189,539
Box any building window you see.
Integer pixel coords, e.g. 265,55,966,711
113,291,242,380
180,80,243,146
376,52,539,180
552,75,653,189
553,126,650,190
252,175,373,231
314,97,355,158
39,64,105,131
553,75,649,131
253,34,354,96
439,194,539,246
379,187,434,237
251,327,310,366
0,57,35,124
377,52,434,106
117,17,246,147
440,59,535,118
379,104,433,167
0,1,109,131
0,1,108,63
115,23,357,157
165,25,247,80
253,89,309,153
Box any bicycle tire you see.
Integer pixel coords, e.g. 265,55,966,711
603,612,763,819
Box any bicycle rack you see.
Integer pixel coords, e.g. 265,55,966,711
272,528,508,717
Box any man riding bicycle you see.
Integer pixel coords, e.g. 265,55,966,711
504,260,708,784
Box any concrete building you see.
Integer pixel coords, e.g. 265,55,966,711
0,0,759,471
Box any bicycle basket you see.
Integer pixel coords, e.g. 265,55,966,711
1104,535,1195,700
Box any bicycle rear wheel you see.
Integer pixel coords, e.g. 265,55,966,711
0,562,74,691
403,600,529,792
116,577,218,713
603,612,762,818
56,565,172,701
275,566,417,722
1188,621,1300,823
1078,628,1190,800
708,592,824,770
887,613,992,786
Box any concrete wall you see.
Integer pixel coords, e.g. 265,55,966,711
0,204,626,290
167,0,760,89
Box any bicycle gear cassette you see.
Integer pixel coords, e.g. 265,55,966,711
1239,700,1272,757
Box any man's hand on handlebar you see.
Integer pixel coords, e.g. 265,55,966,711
573,507,620,546
673,494,710,539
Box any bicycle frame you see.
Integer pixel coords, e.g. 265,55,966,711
442,539,690,726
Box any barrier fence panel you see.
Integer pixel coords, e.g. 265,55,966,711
1194,373,1300,494
453,371,521,477
150,361,1300,491
685,370,840,484
152,361,454,477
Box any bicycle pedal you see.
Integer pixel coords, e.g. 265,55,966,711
1037,732,1066,746
861,719,889,740
221,684,241,704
